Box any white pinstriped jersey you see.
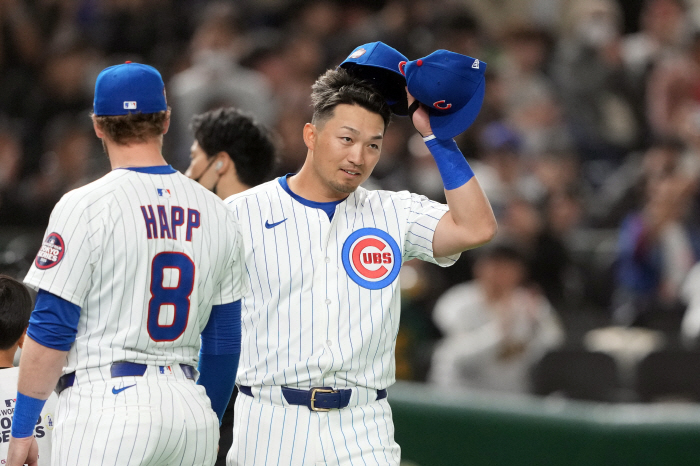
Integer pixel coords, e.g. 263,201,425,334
24,167,247,374
225,178,459,391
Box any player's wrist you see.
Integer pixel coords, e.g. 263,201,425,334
11,392,46,438
424,137,474,190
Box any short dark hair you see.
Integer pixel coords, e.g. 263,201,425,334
0,275,32,350
93,110,170,145
311,68,391,129
191,108,276,187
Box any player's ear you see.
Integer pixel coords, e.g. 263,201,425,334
162,110,171,135
92,116,105,139
17,329,26,350
303,123,316,151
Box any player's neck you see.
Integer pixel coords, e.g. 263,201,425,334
106,138,168,170
214,172,250,200
0,348,16,368
289,163,350,203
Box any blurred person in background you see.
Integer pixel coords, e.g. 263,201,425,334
429,243,564,393
551,0,641,177
646,30,700,139
501,197,573,309
496,24,573,157
589,137,686,227
613,171,700,329
14,114,101,226
20,42,94,177
621,0,689,140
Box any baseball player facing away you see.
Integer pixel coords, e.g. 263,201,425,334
223,53,497,464
7,62,246,466
184,107,276,466
0,275,57,466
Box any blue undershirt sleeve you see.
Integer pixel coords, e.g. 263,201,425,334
27,289,81,351
197,300,241,423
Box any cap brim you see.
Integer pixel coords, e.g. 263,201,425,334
340,63,408,116
429,77,485,140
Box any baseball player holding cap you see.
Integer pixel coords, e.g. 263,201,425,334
7,62,246,466
223,43,496,465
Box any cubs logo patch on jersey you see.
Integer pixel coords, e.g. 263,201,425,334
35,233,65,270
342,227,401,289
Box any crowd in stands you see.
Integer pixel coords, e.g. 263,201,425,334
3,0,700,396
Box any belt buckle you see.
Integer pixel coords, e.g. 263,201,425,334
310,387,335,412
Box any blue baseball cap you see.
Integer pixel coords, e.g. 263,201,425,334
339,41,409,115
404,50,486,140
93,62,167,116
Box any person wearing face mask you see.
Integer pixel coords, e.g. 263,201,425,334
185,106,276,466
185,107,276,200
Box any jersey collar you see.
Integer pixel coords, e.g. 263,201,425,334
117,165,177,174
277,175,347,209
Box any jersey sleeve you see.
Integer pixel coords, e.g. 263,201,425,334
24,193,101,306
212,214,249,306
403,193,460,267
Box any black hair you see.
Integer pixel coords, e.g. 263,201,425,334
0,275,32,350
310,68,392,129
191,107,276,188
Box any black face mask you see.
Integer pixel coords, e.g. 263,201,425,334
193,157,219,194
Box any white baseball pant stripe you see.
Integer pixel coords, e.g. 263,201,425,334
227,388,400,466
52,365,219,465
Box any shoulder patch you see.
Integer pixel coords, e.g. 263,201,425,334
35,233,65,270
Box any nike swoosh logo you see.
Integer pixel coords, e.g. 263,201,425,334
265,219,287,229
112,384,136,395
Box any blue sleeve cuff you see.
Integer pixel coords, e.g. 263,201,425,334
27,289,81,351
425,137,475,190
11,392,46,438
201,300,241,355
197,353,239,423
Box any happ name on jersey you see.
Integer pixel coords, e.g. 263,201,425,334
140,205,200,241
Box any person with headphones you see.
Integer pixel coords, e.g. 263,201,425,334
184,106,276,466
185,107,276,200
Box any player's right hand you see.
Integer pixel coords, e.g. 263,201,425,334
405,88,433,137
6,435,39,466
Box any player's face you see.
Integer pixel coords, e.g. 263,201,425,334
310,104,384,195
185,141,218,189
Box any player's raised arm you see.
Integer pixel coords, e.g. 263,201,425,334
403,51,497,258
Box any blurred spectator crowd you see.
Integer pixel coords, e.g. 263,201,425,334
5,0,700,399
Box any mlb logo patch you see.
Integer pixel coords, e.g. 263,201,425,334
124,101,137,110
157,188,171,198
350,48,366,59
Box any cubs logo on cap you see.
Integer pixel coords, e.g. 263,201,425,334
404,50,487,140
342,228,401,289
339,42,409,116
93,62,167,116
35,232,65,270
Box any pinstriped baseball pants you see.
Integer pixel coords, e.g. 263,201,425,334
51,366,219,465
227,387,400,466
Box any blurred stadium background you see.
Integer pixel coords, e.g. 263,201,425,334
4,0,700,463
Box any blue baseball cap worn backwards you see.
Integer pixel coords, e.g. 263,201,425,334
93,62,167,116
340,41,409,115
404,50,487,140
